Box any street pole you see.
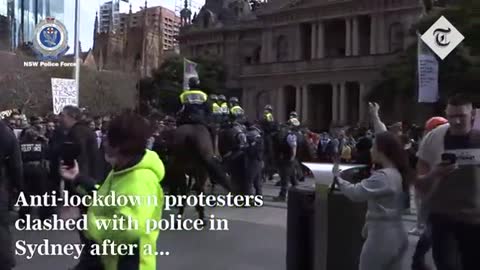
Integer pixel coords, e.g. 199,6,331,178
74,0,80,102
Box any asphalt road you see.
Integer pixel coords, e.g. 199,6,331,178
12,179,434,270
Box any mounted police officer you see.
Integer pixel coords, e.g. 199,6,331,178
18,127,49,220
218,94,229,123
209,94,221,123
229,97,245,124
245,122,264,195
178,77,209,126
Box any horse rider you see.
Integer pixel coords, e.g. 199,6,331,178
229,97,246,124
218,94,229,123
209,94,222,123
178,77,209,126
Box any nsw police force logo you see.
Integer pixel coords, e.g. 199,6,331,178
32,17,68,60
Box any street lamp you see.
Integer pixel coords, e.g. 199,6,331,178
74,0,80,100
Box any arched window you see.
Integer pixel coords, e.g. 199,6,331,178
275,35,288,61
389,23,404,53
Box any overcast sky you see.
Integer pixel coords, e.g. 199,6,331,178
63,0,204,52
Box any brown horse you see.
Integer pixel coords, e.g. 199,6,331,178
165,124,230,220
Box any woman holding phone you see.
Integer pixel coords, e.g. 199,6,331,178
332,131,411,270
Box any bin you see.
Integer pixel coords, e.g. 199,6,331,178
314,166,369,270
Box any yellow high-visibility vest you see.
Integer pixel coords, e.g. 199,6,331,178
179,90,207,104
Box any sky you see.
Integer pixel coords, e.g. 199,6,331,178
63,0,204,53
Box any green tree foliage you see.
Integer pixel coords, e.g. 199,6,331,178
369,1,480,110
139,55,226,114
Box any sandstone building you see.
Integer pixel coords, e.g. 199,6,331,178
93,3,180,77
178,0,424,130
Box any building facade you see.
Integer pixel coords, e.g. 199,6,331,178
93,4,180,77
178,0,424,131
0,0,65,51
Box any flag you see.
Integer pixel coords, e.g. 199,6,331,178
183,58,199,90
417,32,439,103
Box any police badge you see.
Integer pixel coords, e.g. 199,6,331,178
32,17,69,60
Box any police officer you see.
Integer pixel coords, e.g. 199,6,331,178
210,94,221,123
289,111,300,124
245,122,264,195
229,97,245,123
274,123,299,201
263,105,274,122
18,128,49,220
218,94,229,122
178,77,209,126
0,119,23,270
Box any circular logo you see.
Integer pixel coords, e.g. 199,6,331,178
33,18,68,60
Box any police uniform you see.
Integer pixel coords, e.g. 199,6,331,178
275,128,298,201
245,126,263,195
178,89,208,125
19,135,49,220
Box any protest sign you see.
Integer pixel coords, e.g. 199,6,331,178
51,78,78,114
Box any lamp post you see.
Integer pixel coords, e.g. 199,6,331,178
74,0,80,101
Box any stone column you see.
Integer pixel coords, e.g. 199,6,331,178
345,18,352,56
296,86,302,115
301,86,309,124
261,31,268,62
377,14,387,54
267,29,274,61
317,21,325,59
370,14,377,55
332,83,339,125
339,82,348,124
352,16,360,56
311,23,317,59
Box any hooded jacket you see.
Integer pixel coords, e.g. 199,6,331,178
80,150,165,270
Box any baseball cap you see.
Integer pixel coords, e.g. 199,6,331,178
425,117,448,132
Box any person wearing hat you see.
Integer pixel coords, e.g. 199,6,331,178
263,105,274,123
178,77,209,126
411,116,448,270
229,97,245,123
209,94,221,122
217,94,229,122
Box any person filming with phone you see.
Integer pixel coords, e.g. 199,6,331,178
416,94,480,270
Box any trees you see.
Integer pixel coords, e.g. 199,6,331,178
0,53,137,116
139,55,226,114
369,1,480,122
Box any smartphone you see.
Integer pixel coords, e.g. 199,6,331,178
441,153,457,165
61,142,80,167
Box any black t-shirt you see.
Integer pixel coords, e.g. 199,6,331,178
430,129,480,223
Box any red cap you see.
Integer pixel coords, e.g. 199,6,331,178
425,117,448,132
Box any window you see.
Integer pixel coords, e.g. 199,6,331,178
389,22,404,53
275,35,288,61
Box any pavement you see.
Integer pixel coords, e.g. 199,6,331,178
12,176,435,270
